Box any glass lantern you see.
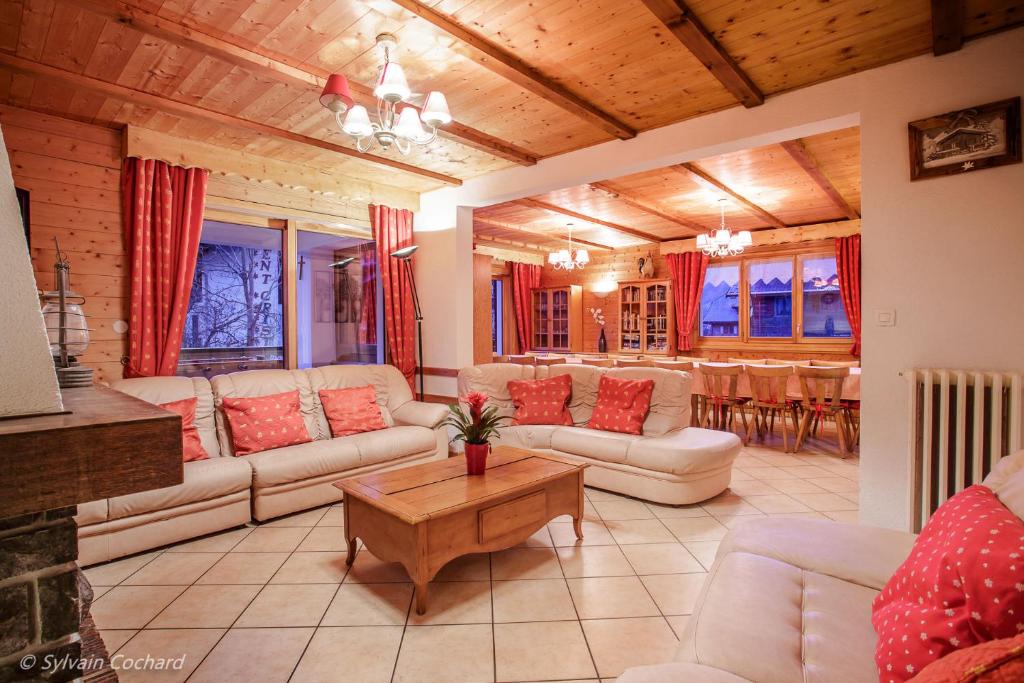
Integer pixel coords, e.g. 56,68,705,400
40,242,93,387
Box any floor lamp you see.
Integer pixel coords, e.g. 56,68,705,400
390,245,424,400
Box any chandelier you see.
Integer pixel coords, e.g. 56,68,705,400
548,223,590,270
696,198,753,257
319,34,451,155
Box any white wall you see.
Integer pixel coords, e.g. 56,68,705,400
0,127,63,416
417,27,1024,529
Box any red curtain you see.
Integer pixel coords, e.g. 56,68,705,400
370,204,416,391
358,242,377,346
835,234,862,356
666,251,709,352
121,157,208,378
511,262,542,353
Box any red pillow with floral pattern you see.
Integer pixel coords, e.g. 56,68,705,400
507,374,573,426
159,397,209,462
872,485,1024,683
221,390,312,456
319,386,388,437
587,375,654,435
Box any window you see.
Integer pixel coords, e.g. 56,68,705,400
748,259,793,338
700,264,739,337
179,221,284,377
491,278,503,354
801,255,851,338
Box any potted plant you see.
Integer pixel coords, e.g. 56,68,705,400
444,391,505,475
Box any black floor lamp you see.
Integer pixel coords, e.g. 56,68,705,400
390,245,424,400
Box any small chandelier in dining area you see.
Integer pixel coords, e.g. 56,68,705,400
696,198,753,257
319,34,451,156
548,223,590,271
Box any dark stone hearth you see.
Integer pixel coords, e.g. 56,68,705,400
0,640,83,683
0,514,40,533
38,572,80,643
43,509,74,522
0,520,77,577
0,583,32,658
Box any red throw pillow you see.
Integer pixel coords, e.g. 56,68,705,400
507,374,573,426
221,390,312,456
915,633,1024,682
587,375,655,434
872,485,1024,683
319,386,388,437
159,397,208,462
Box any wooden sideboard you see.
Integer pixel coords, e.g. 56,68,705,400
618,279,676,356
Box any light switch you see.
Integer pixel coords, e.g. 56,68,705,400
875,309,896,327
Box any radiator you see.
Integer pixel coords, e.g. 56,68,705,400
904,369,1023,531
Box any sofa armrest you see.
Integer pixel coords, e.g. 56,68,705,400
617,663,752,683
392,401,450,430
716,517,916,590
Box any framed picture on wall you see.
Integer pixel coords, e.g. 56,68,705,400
314,271,333,323
908,97,1021,180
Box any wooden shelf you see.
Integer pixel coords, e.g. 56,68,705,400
531,285,583,352
618,279,676,356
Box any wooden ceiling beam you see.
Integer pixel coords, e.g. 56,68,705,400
639,0,763,108
473,215,614,251
779,140,860,220
513,198,662,243
588,182,705,234
930,0,964,56
386,0,636,140
673,162,786,229
62,0,537,166
0,52,461,186
661,219,860,254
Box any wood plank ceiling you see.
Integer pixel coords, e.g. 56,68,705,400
0,0,1018,195
473,126,862,251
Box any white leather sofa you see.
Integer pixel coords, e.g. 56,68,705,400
77,364,448,566
616,451,1024,683
458,363,741,504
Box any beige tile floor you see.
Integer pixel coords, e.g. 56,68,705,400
86,434,859,683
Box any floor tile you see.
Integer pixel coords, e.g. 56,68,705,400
97,629,135,654
495,621,596,682
549,521,615,547
556,545,634,578
767,511,829,520
263,508,327,527
660,516,729,542
91,586,111,600
393,624,494,683
683,541,721,570
90,586,186,629
188,627,313,683
490,547,563,580
824,510,861,524
344,549,411,583
717,514,766,530
700,495,762,517
84,552,161,586
640,573,706,615
581,617,679,679
270,551,349,584
114,628,223,683
665,614,689,639
121,553,223,586
408,580,492,625
644,502,709,519
740,466,799,480
620,543,704,575
321,583,413,626
492,579,577,622
149,584,260,628
592,500,655,520
516,526,554,548
165,527,252,553
435,553,490,581
726,479,780,496
566,576,659,619
317,506,346,526
296,527,349,552
603,519,675,545
781,465,838,478
291,626,403,683
230,527,308,553
584,488,631,502
234,584,336,627
767,478,829,494
743,494,812,514
808,476,860,493
196,553,288,585
788,492,859,511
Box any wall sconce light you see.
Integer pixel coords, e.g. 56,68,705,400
592,276,617,299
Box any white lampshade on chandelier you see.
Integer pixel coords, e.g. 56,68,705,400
696,198,753,257
548,223,590,271
320,33,452,155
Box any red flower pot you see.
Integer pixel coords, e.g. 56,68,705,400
464,442,489,475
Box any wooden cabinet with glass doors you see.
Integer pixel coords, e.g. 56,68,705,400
531,285,583,352
618,280,676,355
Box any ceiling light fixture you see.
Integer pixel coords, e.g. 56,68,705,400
696,198,752,257
548,223,590,271
320,34,451,156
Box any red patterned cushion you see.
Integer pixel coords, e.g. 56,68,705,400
319,386,388,437
221,390,312,456
159,397,208,462
507,374,573,426
872,485,1024,683
587,375,654,434
915,633,1024,682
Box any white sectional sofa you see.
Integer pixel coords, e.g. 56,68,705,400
458,363,741,504
77,364,448,566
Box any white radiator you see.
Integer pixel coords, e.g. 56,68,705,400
904,369,1023,531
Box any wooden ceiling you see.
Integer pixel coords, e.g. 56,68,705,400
0,0,1018,195
473,126,862,251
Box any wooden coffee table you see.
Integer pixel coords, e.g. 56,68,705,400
334,446,587,614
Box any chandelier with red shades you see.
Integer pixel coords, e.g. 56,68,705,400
318,34,451,156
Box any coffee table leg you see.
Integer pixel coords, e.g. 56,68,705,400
414,581,429,615
345,535,357,566
573,516,584,540
574,472,585,540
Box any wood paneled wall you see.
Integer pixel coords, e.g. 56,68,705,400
1,105,126,384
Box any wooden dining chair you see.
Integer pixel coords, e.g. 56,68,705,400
697,364,749,437
579,357,614,367
728,357,766,365
492,355,510,363
653,360,694,372
674,355,709,363
766,358,809,366
745,365,797,452
534,356,567,366
810,359,860,367
793,366,854,457
615,358,653,368
508,355,536,365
